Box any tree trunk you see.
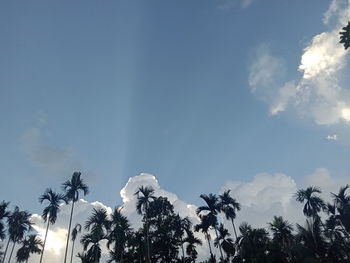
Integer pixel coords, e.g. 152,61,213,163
231,218,238,241
63,200,75,263
181,242,185,263
145,206,150,263
206,233,213,257
70,240,75,263
7,242,15,263
2,238,11,263
214,227,224,260
39,219,50,263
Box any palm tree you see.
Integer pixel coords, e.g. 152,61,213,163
5,207,32,263
134,185,155,263
62,171,89,263
39,188,66,263
80,231,104,263
107,208,131,263
340,21,350,50
295,218,328,261
0,201,10,241
235,222,270,263
331,184,350,233
214,223,235,261
197,193,224,260
268,216,293,247
70,223,82,263
178,216,192,263
194,214,214,258
268,216,293,262
77,251,91,263
219,190,241,240
82,208,110,263
184,231,202,263
16,234,43,263
295,186,326,218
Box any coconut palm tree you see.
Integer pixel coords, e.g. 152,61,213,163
184,231,202,263
0,201,10,241
295,186,326,219
5,207,32,263
197,193,224,260
214,223,235,261
134,185,155,263
107,208,131,263
70,223,82,263
16,234,43,263
39,188,66,263
62,171,89,263
218,190,241,240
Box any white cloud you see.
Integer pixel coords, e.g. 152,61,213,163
21,170,348,263
218,0,255,10
326,134,338,140
248,0,350,125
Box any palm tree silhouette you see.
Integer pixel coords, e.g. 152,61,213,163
0,201,10,242
134,185,155,263
214,223,235,261
62,171,89,263
107,207,131,263
5,206,32,263
16,234,43,263
184,231,202,263
331,184,350,233
197,193,224,260
70,223,82,263
195,214,214,258
82,208,110,263
340,22,350,50
218,190,241,240
295,186,326,218
39,188,66,263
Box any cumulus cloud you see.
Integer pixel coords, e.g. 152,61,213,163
248,0,350,125
22,170,348,263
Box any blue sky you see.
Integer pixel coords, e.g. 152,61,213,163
1,0,350,215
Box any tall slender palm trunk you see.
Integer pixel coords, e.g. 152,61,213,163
2,238,11,263
181,242,185,263
63,201,75,263
206,233,213,256
145,208,150,263
70,239,76,263
39,219,50,263
7,242,15,263
231,218,238,240
214,227,224,260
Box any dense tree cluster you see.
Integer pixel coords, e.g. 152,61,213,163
0,172,350,262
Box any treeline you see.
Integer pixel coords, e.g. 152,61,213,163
0,171,350,263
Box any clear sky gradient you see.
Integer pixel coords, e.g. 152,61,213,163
1,0,349,213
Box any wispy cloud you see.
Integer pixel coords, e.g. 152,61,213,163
218,0,256,10
19,126,82,177
248,0,350,125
